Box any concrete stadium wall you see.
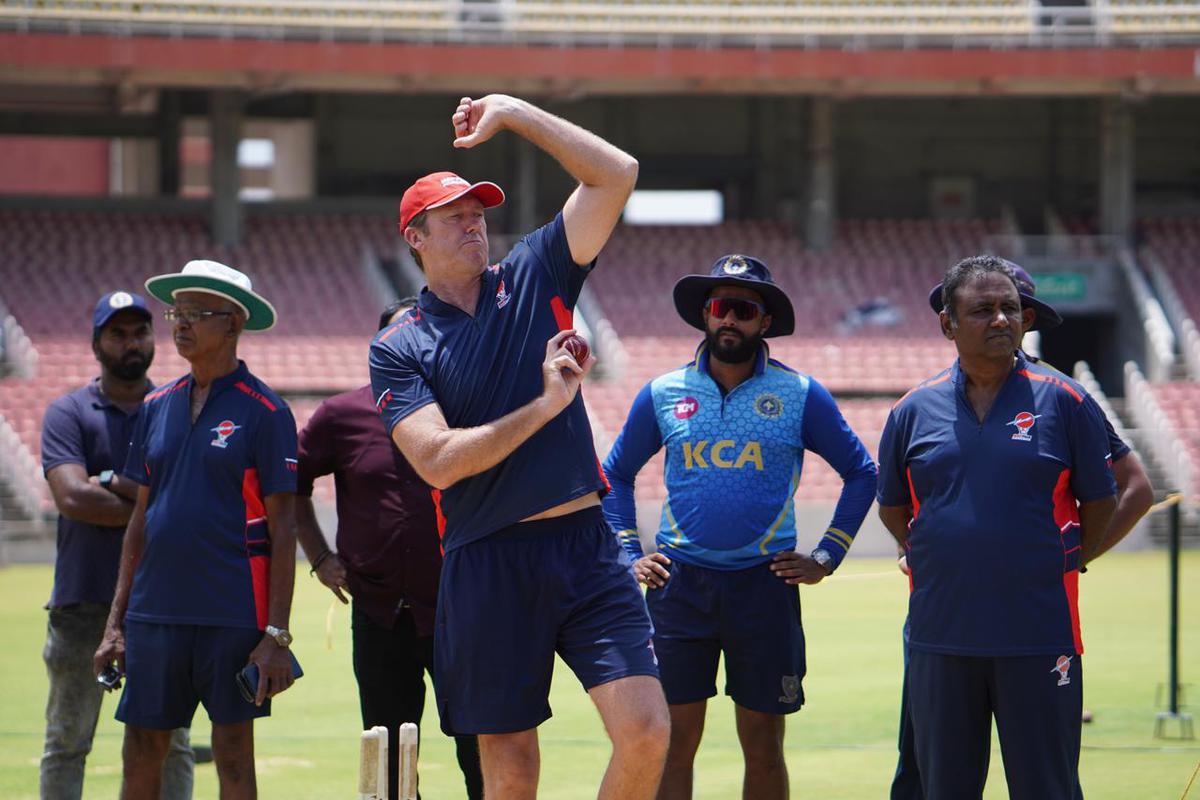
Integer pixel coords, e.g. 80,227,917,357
304,92,1200,225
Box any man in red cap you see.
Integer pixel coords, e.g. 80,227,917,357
370,95,668,799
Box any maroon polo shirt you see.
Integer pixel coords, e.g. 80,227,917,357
296,385,441,635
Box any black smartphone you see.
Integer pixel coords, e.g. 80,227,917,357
236,651,304,703
97,664,123,691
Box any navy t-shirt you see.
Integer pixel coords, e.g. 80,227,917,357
41,380,144,607
122,361,297,630
369,214,607,552
877,353,1117,657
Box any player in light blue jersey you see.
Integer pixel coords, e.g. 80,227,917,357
602,255,878,800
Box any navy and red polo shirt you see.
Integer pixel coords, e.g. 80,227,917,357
122,361,297,630
877,352,1116,657
368,213,607,553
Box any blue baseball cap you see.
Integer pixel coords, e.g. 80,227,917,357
93,291,152,333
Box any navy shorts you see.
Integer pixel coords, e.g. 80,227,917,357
646,559,806,714
116,620,269,729
434,507,659,735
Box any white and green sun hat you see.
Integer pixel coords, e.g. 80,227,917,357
145,260,277,332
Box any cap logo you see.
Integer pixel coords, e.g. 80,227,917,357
109,292,134,309
722,256,750,275
441,176,470,188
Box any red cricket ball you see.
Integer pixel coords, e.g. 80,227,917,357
563,334,590,365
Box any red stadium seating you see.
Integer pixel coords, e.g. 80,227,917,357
1149,381,1200,498
1142,217,1200,327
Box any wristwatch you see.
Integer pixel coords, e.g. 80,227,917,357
98,469,115,490
810,548,834,574
265,624,293,647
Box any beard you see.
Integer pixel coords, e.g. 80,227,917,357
705,326,762,364
100,349,153,382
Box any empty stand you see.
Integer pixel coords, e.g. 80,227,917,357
1143,217,1200,327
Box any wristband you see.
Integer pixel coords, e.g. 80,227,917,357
310,549,333,576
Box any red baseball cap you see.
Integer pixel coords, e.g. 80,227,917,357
399,171,505,232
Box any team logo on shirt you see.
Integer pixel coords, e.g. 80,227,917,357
210,420,241,449
754,392,784,420
721,255,750,275
779,675,801,704
674,397,699,419
1006,411,1042,441
1051,655,1072,686
496,279,511,309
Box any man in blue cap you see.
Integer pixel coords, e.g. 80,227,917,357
602,255,879,799
40,291,194,799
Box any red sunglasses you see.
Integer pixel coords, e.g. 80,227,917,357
707,297,766,321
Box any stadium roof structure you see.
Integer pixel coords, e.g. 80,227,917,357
0,0,1198,95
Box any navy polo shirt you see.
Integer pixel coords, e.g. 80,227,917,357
877,353,1116,657
122,361,297,630
41,379,146,608
369,213,607,553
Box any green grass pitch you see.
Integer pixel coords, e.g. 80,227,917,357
1,552,1197,798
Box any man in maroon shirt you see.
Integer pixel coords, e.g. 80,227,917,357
295,298,482,800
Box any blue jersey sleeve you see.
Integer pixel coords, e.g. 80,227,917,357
601,382,663,560
41,396,84,474
876,405,914,508
369,332,436,435
254,402,299,497
1070,394,1119,503
517,213,595,308
799,379,878,569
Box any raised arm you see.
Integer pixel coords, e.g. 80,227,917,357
451,94,638,265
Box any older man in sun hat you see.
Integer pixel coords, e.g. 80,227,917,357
602,254,878,799
95,260,299,799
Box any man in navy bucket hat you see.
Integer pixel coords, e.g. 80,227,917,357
603,254,878,799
